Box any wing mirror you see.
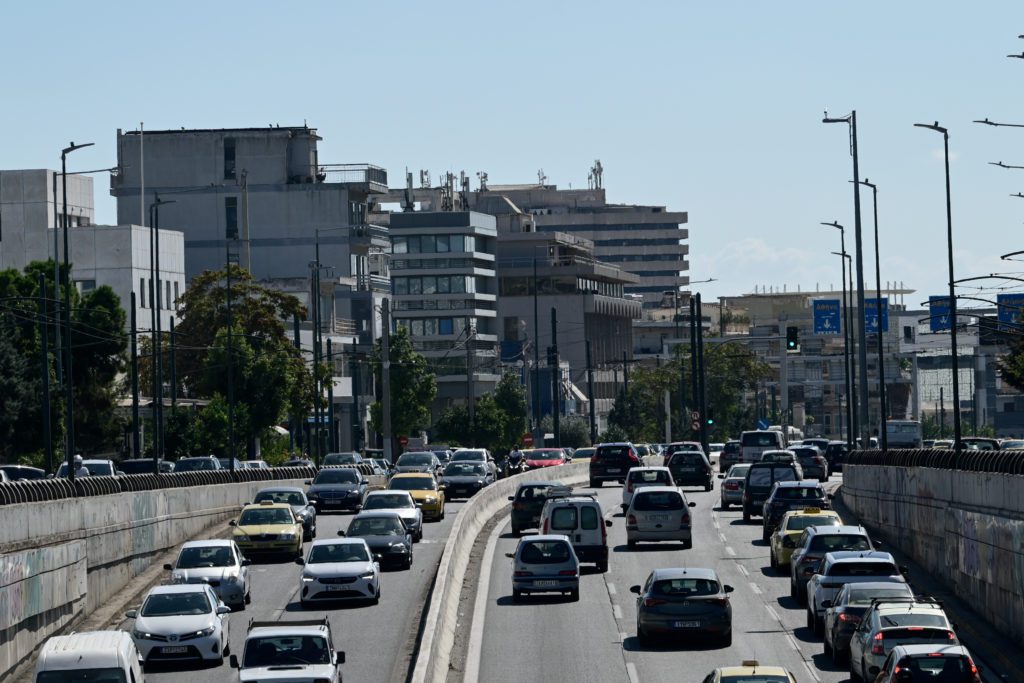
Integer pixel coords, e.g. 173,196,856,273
723,585,734,593
717,474,725,479
304,480,312,485
294,557,305,565
241,558,252,566
125,609,138,619
605,519,613,527
162,563,173,571
336,651,346,665
629,585,641,595
216,605,232,614
505,552,515,559
229,654,240,669
899,565,909,576
337,530,346,537
821,600,832,609
688,501,697,508
228,520,236,526
507,496,515,501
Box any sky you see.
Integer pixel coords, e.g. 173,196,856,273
3,1,1024,305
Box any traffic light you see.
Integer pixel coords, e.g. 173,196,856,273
786,325,800,351
706,409,715,426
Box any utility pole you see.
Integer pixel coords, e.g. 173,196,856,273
678,342,687,442
50,172,64,459
292,313,302,454
466,315,475,427
696,293,709,453
38,274,53,473
623,350,629,397
381,298,394,462
939,387,946,439
327,339,336,452
351,356,362,452
586,340,597,444
550,306,560,447
689,298,699,438
130,294,141,460
169,317,177,411
226,248,236,471
532,258,541,440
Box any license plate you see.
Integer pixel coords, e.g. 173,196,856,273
646,514,669,522
161,646,188,653
325,585,344,591
680,467,697,473
534,580,559,587
673,621,700,628
606,468,621,473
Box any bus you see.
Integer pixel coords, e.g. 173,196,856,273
885,420,923,448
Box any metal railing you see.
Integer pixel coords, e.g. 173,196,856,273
320,164,388,186
847,448,1024,475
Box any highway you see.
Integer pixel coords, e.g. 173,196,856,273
469,477,850,683
136,498,468,683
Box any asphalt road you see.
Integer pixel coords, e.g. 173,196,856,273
471,476,855,683
138,497,468,683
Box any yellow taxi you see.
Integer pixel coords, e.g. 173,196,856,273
230,501,304,558
769,507,843,571
701,660,798,682
388,473,445,521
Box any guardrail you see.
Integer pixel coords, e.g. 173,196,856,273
847,448,1024,474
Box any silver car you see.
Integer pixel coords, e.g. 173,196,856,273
625,486,697,548
506,535,580,601
718,463,750,509
164,540,251,609
621,466,675,513
360,490,424,542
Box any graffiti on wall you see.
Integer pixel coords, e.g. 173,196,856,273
0,542,86,631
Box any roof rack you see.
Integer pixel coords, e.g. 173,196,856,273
248,616,329,630
868,596,943,609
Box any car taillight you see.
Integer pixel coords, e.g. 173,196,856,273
708,597,729,606
680,514,690,528
591,454,599,463
627,514,637,525
947,630,956,640
514,570,533,577
725,481,739,490
558,569,577,576
643,598,666,607
512,501,524,511
626,481,633,493
543,520,549,534
838,613,860,623
871,632,884,655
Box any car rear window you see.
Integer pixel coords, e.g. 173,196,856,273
629,469,670,484
884,627,954,643
775,487,824,500
580,505,599,530
550,506,578,531
723,442,740,454
847,587,913,605
652,578,718,596
809,534,871,552
633,491,685,511
670,452,704,466
879,613,947,628
597,445,633,459
747,467,774,486
895,654,972,679
520,540,571,564
741,432,782,447
516,485,552,500
826,561,897,577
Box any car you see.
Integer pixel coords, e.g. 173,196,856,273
240,460,270,469
806,551,907,636
439,461,493,499
625,486,697,548
825,441,849,472
571,447,595,463
323,451,363,466
666,449,714,490
0,464,47,480
431,449,453,466
118,458,174,474
296,537,380,606
508,481,562,535
230,502,304,559
361,490,423,541
507,534,580,601
870,644,981,683
790,445,829,481
802,437,831,452
742,461,801,522
932,440,954,449
634,444,651,459
740,429,787,463
341,511,414,569
589,442,641,486
252,486,318,541
700,660,798,683
164,540,252,609
718,440,742,472
790,525,876,603
759,449,804,478
56,458,120,477
621,466,675,512
388,473,445,521
849,598,957,682
229,617,345,681
630,567,733,646
523,448,568,470
283,458,315,468
661,441,703,467
450,448,498,480
306,467,368,512
173,456,222,472
761,481,831,541
125,583,230,664
539,489,612,571
34,631,146,683
394,451,441,475
769,507,843,570
961,437,999,450
822,581,915,665
371,457,396,474
217,457,243,470
718,463,750,509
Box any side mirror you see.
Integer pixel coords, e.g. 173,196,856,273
229,654,240,669
873,539,883,548
723,585,734,593
241,558,252,566
899,565,909,576
717,474,725,479
162,563,173,571
821,600,832,609
688,502,697,508
125,609,138,619
228,520,236,526
505,552,515,559
868,666,881,677
507,496,515,502
216,605,231,614
827,493,835,500
337,651,346,665
337,530,346,537
605,519,613,527
629,585,641,595
294,557,305,565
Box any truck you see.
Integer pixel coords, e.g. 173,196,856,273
229,617,345,682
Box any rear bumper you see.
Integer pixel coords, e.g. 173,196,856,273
627,527,691,543
639,610,731,635
720,489,743,503
513,576,579,593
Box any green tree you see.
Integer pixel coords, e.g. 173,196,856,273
433,403,470,447
559,415,591,448
494,372,528,449
0,314,39,461
71,285,128,452
370,326,436,442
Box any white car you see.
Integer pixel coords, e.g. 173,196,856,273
126,583,231,664
621,466,675,512
361,490,424,542
164,540,251,610
297,538,381,607
230,617,344,682
806,551,906,635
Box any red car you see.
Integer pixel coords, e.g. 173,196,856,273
524,448,568,470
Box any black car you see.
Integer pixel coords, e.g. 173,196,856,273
119,459,174,474
341,512,414,569
589,443,640,487
440,462,493,499
760,481,830,540
507,481,562,535
742,462,800,522
719,440,742,472
0,465,47,481
666,450,714,491
306,468,368,511
824,441,848,472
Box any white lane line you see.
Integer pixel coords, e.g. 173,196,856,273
764,605,782,623
786,633,802,652
607,583,617,595
725,546,736,556
802,660,822,682
619,631,628,643
626,662,640,683
719,533,728,543
464,515,507,683
736,565,749,577
748,582,762,595
613,604,623,620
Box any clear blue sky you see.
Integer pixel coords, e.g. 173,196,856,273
4,1,1023,304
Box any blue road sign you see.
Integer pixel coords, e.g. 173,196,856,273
929,296,951,332
997,293,1024,332
757,418,770,430
864,297,889,333
813,299,842,335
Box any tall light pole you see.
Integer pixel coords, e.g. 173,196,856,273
148,195,175,462
823,222,854,447
855,179,887,451
823,112,870,447
914,121,961,451
60,141,94,478
313,226,350,461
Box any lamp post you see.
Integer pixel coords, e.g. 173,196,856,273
914,121,961,451
148,195,175,462
60,141,94,480
823,222,854,447
312,226,351,461
855,179,887,451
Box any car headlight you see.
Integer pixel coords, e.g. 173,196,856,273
279,533,298,540
360,570,376,579
301,573,315,582
132,628,153,640
424,497,437,503
390,542,408,552
474,480,484,486
193,627,215,638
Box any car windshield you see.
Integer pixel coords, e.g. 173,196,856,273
445,463,484,476
242,635,330,667
348,517,405,536
315,469,359,484
847,587,913,605
519,540,571,564
452,451,485,461
308,543,370,564
894,655,972,680
37,670,128,683
324,453,359,465
177,545,233,568
398,453,434,466
651,578,719,596
239,508,293,526
389,477,434,491
573,448,595,458
254,491,306,506
775,487,824,500
809,534,871,552
119,460,157,474
633,491,685,511
529,450,563,459
141,591,211,617
364,494,414,509
175,458,217,471
826,561,896,577
785,516,839,532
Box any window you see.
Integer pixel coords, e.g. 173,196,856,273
580,505,599,530
394,278,408,295
422,235,436,253
423,276,437,295
409,278,422,295
225,197,238,239
411,320,424,336
436,235,449,252
224,138,236,180
408,236,421,253
452,277,465,293
174,281,179,305
77,280,96,293
550,506,578,531
148,278,154,308
165,281,171,310
439,318,454,335
437,276,450,294
423,318,438,335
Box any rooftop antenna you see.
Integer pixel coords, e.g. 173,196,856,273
476,171,488,192
402,170,414,212
538,168,547,185
459,171,470,210
590,159,604,189
419,170,431,189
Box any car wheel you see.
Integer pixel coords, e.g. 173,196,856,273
372,587,381,605
720,630,732,647
834,645,848,665
620,505,627,514
244,590,251,605
636,622,650,646
770,550,778,571
589,479,600,488
406,553,414,569
823,634,833,658
682,539,693,550
568,588,579,602
512,588,523,602
300,599,310,609
510,525,520,536
597,560,608,573
627,539,637,547
789,579,797,598
705,482,712,492
850,659,863,682
806,609,815,631
743,510,751,523
761,527,771,543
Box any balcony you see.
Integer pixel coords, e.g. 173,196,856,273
320,164,388,194
350,223,390,252
357,274,390,293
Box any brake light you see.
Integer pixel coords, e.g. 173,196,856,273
680,514,690,528
871,632,884,655
725,481,739,490
543,519,549,534
947,630,956,640
838,613,860,623
643,598,666,607
514,571,533,577
628,514,637,525
708,597,729,607
558,569,576,576
626,481,633,493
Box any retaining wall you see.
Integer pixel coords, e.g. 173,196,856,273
842,463,1024,648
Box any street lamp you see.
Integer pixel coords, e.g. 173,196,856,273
823,221,855,447
823,112,871,448
148,195,176,465
914,121,961,452
312,226,351,463
855,178,888,451
60,141,94,481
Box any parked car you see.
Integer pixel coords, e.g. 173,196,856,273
718,463,750,509
589,442,641,487
295,538,380,606
625,486,696,548
666,449,714,490
164,539,251,609
341,511,414,569
508,481,563,535
252,486,318,541
306,467,368,512
539,489,611,572
125,584,231,664
630,567,733,646
507,534,580,601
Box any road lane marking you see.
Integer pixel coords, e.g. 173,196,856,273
619,631,628,643
748,582,761,595
786,634,801,652
725,546,736,556
764,605,782,623
626,662,640,683
613,604,623,620
464,515,507,683
736,565,749,577
803,660,822,682
719,533,728,543
607,583,617,595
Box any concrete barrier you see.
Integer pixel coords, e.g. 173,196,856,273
842,464,1024,649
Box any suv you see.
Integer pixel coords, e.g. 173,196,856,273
324,451,362,466
589,442,640,487
229,617,344,682
789,446,829,481
806,551,907,635
666,449,713,490
822,581,916,665
508,481,563,535
790,525,875,601
761,481,830,541
539,489,612,572
742,462,800,522
661,441,703,467
825,441,849,472
740,430,786,463
849,599,957,682
718,440,742,472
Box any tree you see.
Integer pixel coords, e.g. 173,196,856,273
71,285,128,452
370,326,436,441
559,415,591,448
0,314,39,461
494,372,528,449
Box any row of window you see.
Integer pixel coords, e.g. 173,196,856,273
593,238,682,247
393,275,478,295
391,258,482,271
600,253,685,263
395,317,468,337
393,235,478,254
498,276,625,298
139,278,179,310
537,222,684,233
393,299,495,311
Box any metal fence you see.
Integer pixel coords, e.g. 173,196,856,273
847,448,1024,475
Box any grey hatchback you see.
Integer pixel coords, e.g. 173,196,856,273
630,567,734,646
507,535,580,602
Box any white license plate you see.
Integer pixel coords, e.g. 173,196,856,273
680,467,697,472
606,468,621,473
534,580,559,587
646,514,670,522
673,620,700,628
161,646,188,653
325,585,345,591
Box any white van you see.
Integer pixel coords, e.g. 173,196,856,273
740,430,786,463
34,631,144,682
539,488,613,573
